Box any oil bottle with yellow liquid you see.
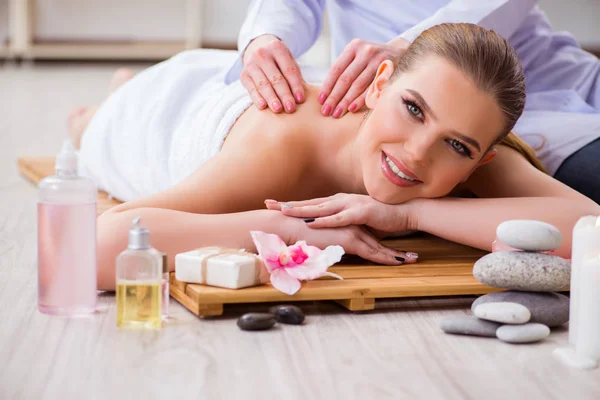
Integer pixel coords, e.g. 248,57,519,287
116,217,162,328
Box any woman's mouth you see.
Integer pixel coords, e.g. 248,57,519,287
381,152,423,188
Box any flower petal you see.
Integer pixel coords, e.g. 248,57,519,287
316,245,345,265
250,231,288,271
285,245,345,280
297,241,322,258
270,268,302,295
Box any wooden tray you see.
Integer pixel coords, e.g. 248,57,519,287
19,156,497,316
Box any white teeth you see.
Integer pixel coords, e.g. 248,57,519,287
385,156,416,182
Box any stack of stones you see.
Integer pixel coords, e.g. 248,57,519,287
441,220,571,344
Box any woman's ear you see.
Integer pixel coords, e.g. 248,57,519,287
460,148,497,183
365,60,395,109
478,148,497,166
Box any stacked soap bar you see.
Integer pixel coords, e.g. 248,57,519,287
175,247,266,289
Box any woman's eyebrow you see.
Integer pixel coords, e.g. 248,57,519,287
451,131,482,152
407,89,437,120
406,88,481,152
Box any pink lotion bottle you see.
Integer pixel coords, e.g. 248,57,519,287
37,140,98,316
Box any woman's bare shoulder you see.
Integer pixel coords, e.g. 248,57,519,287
223,85,323,155
463,144,586,200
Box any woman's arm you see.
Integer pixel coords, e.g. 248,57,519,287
98,207,405,290
98,123,307,289
97,208,289,290
412,145,600,257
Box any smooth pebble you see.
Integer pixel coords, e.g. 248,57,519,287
472,291,569,327
473,302,531,324
439,316,500,337
496,323,550,343
237,313,276,331
269,305,305,325
473,251,570,292
496,220,563,251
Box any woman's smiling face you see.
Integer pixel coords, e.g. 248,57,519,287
358,55,506,204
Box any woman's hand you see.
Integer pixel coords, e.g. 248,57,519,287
267,193,418,237
280,215,416,265
319,37,410,118
241,34,305,114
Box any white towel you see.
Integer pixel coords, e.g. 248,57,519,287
78,49,249,202
78,49,326,202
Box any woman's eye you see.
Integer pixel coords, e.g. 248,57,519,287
449,139,472,158
404,100,424,119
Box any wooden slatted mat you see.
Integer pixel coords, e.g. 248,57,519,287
19,156,497,316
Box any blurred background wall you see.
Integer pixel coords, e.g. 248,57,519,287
0,0,598,66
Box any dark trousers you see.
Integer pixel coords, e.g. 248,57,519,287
554,137,600,204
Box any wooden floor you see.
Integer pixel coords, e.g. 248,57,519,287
1,61,599,400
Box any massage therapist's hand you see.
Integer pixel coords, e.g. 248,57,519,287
265,193,416,234
319,37,410,118
241,34,305,114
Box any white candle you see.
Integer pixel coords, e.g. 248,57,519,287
570,216,600,345
575,254,600,360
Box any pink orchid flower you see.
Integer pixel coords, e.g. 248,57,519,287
250,231,345,295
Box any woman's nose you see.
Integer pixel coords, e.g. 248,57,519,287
403,133,435,166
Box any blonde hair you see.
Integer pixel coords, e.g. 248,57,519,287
393,23,546,173
501,132,548,173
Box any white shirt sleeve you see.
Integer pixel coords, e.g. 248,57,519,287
225,0,326,83
399,0,537,42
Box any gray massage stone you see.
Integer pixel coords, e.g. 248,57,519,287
473,302,531,324
496,220,563,251
269,305,305,325
496,323,550,344
440,316,500,337
472,291,569,327
237,313,276,331
473,251,570,292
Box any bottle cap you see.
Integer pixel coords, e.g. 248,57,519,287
55,139,78,173
128,217,150,250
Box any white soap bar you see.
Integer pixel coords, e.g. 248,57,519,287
175,247,264,289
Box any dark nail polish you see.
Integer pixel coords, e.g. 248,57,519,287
303,218,315,223
395,256,405,262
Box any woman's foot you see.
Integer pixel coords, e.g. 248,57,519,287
67,106,98,149
108,67,134,93
67,68,135,149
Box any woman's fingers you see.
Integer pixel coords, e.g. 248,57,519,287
280,203,344,219
356,228,414,264
264,196,336,209
352,237,403,265
303,209,357,228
